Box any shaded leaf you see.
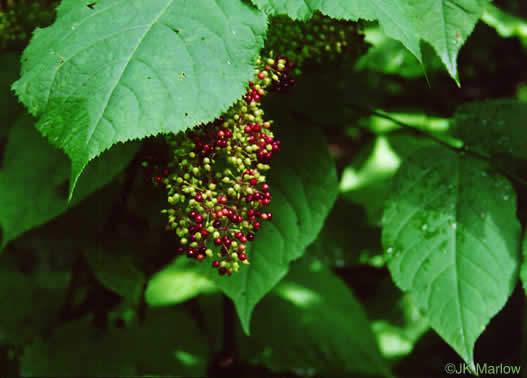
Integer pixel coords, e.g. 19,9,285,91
84,245,146,304
0,115,139,250
239,257,390,377
21,308,208,377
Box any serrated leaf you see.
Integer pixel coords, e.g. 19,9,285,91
21,308,208,377
0,115,139,250
195,123,338,334
450,99,527,162
239,257,390,377
13,0,267,195
382,146,521,366
251,0,488,82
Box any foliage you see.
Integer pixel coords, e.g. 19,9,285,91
1,1,527,377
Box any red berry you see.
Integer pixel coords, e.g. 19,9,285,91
214,237,222,246
239,253,247,261
213,260,221,268
261,183,269,191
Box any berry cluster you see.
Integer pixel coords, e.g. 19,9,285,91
263,11,368,75
0,0,58,49
145,56,291,276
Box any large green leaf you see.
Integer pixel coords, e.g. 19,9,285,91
13,0,267,195
20,308,208,376
251,0,488,82
195,123,338,334
239,257,390,377
382,146,521,366
0,115,139,250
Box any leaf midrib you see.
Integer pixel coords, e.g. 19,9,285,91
86,0,176,149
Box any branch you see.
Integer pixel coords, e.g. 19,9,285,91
345,103,527,189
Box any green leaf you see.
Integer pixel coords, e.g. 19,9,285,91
239,257,390,377
250,0,488,82
13,0,267,195
146,257,217,306
382,146,521,366
0,115,139,250
196,123,338,334
84,245,146,304
450,99,527,163
20,308,208,376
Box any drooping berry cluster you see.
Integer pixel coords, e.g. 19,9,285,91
262,11,368,75
0,0,58,49
145,56,291,276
